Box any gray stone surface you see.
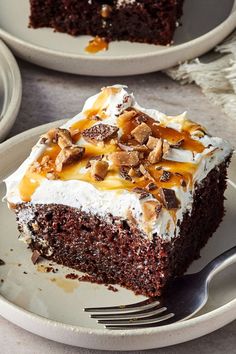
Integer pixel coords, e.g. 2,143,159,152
1,59,235,353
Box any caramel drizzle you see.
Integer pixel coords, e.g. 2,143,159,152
85,36,108,54
18,173,43,203
18,104,206,203
69,87,121,141
118,113,204,154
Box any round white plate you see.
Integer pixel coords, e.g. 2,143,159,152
0,0,236,76
0,122,236,350
0,39,21,142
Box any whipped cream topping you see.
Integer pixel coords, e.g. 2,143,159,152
4,85,233,240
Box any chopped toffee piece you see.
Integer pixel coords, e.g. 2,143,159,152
128,167,136,178
131,122,152,144
147,136,159,150
148,139,163,164
40,128,57,144
147,182,157,191
126,208,137,226
55,146,85,172
40,155,53,170
117,142,134,152
132,145,149,152
31,250,41,264
119,166,132,181
132,187,150,199
82,124,119,143
55,128,73,149
139,164,155,181
118,110,137,124
46,171,59,180
160,170,172,182
163,140,170,155
160,188,180,209
90,160,109,181
135,114,148,124
41,128,72,148
118,143,148,152
142,200,162,221
86,155,103,168
110,151,139,167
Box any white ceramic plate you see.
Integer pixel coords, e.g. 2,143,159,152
0,0,236,76
0,39,21,142
0,122,236,351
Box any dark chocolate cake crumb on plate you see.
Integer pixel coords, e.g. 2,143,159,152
0,259,5,266
65,273,79,280
107,285,119,293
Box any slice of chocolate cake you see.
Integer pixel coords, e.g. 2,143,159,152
4,85,233,297
29,0,184,46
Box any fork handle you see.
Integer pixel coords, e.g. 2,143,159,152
201,246,236,282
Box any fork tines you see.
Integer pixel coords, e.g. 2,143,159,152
84,298,175,330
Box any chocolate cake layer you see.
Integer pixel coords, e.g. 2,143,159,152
29,0,184,45
15,159,230,297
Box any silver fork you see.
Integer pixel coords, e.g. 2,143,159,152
84,246,236,329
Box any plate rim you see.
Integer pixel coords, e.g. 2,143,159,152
0,2,236,61
0,39,22,142
0,121,236,350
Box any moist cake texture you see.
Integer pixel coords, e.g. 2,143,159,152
29,0,184,45
5,85,233,296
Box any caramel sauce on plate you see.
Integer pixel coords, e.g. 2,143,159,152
85,36,108,54
50,277,79,293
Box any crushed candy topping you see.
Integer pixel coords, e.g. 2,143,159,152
19,95,207,229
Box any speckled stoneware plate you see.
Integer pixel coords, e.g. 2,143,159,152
0,121,235,350
0,0,236,76
0,39,21,142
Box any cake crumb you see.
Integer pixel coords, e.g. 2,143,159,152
65,273,79,280
0,259,5,266
107,285,119,292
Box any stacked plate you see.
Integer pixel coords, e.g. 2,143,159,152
0,39,21,142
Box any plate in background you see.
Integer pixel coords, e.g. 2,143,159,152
0,0,236,76
0,122,235,350
0,39,21,142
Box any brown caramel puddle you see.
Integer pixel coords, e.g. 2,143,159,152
85,36,108,54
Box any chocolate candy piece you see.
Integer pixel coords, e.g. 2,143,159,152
160,188,180,209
